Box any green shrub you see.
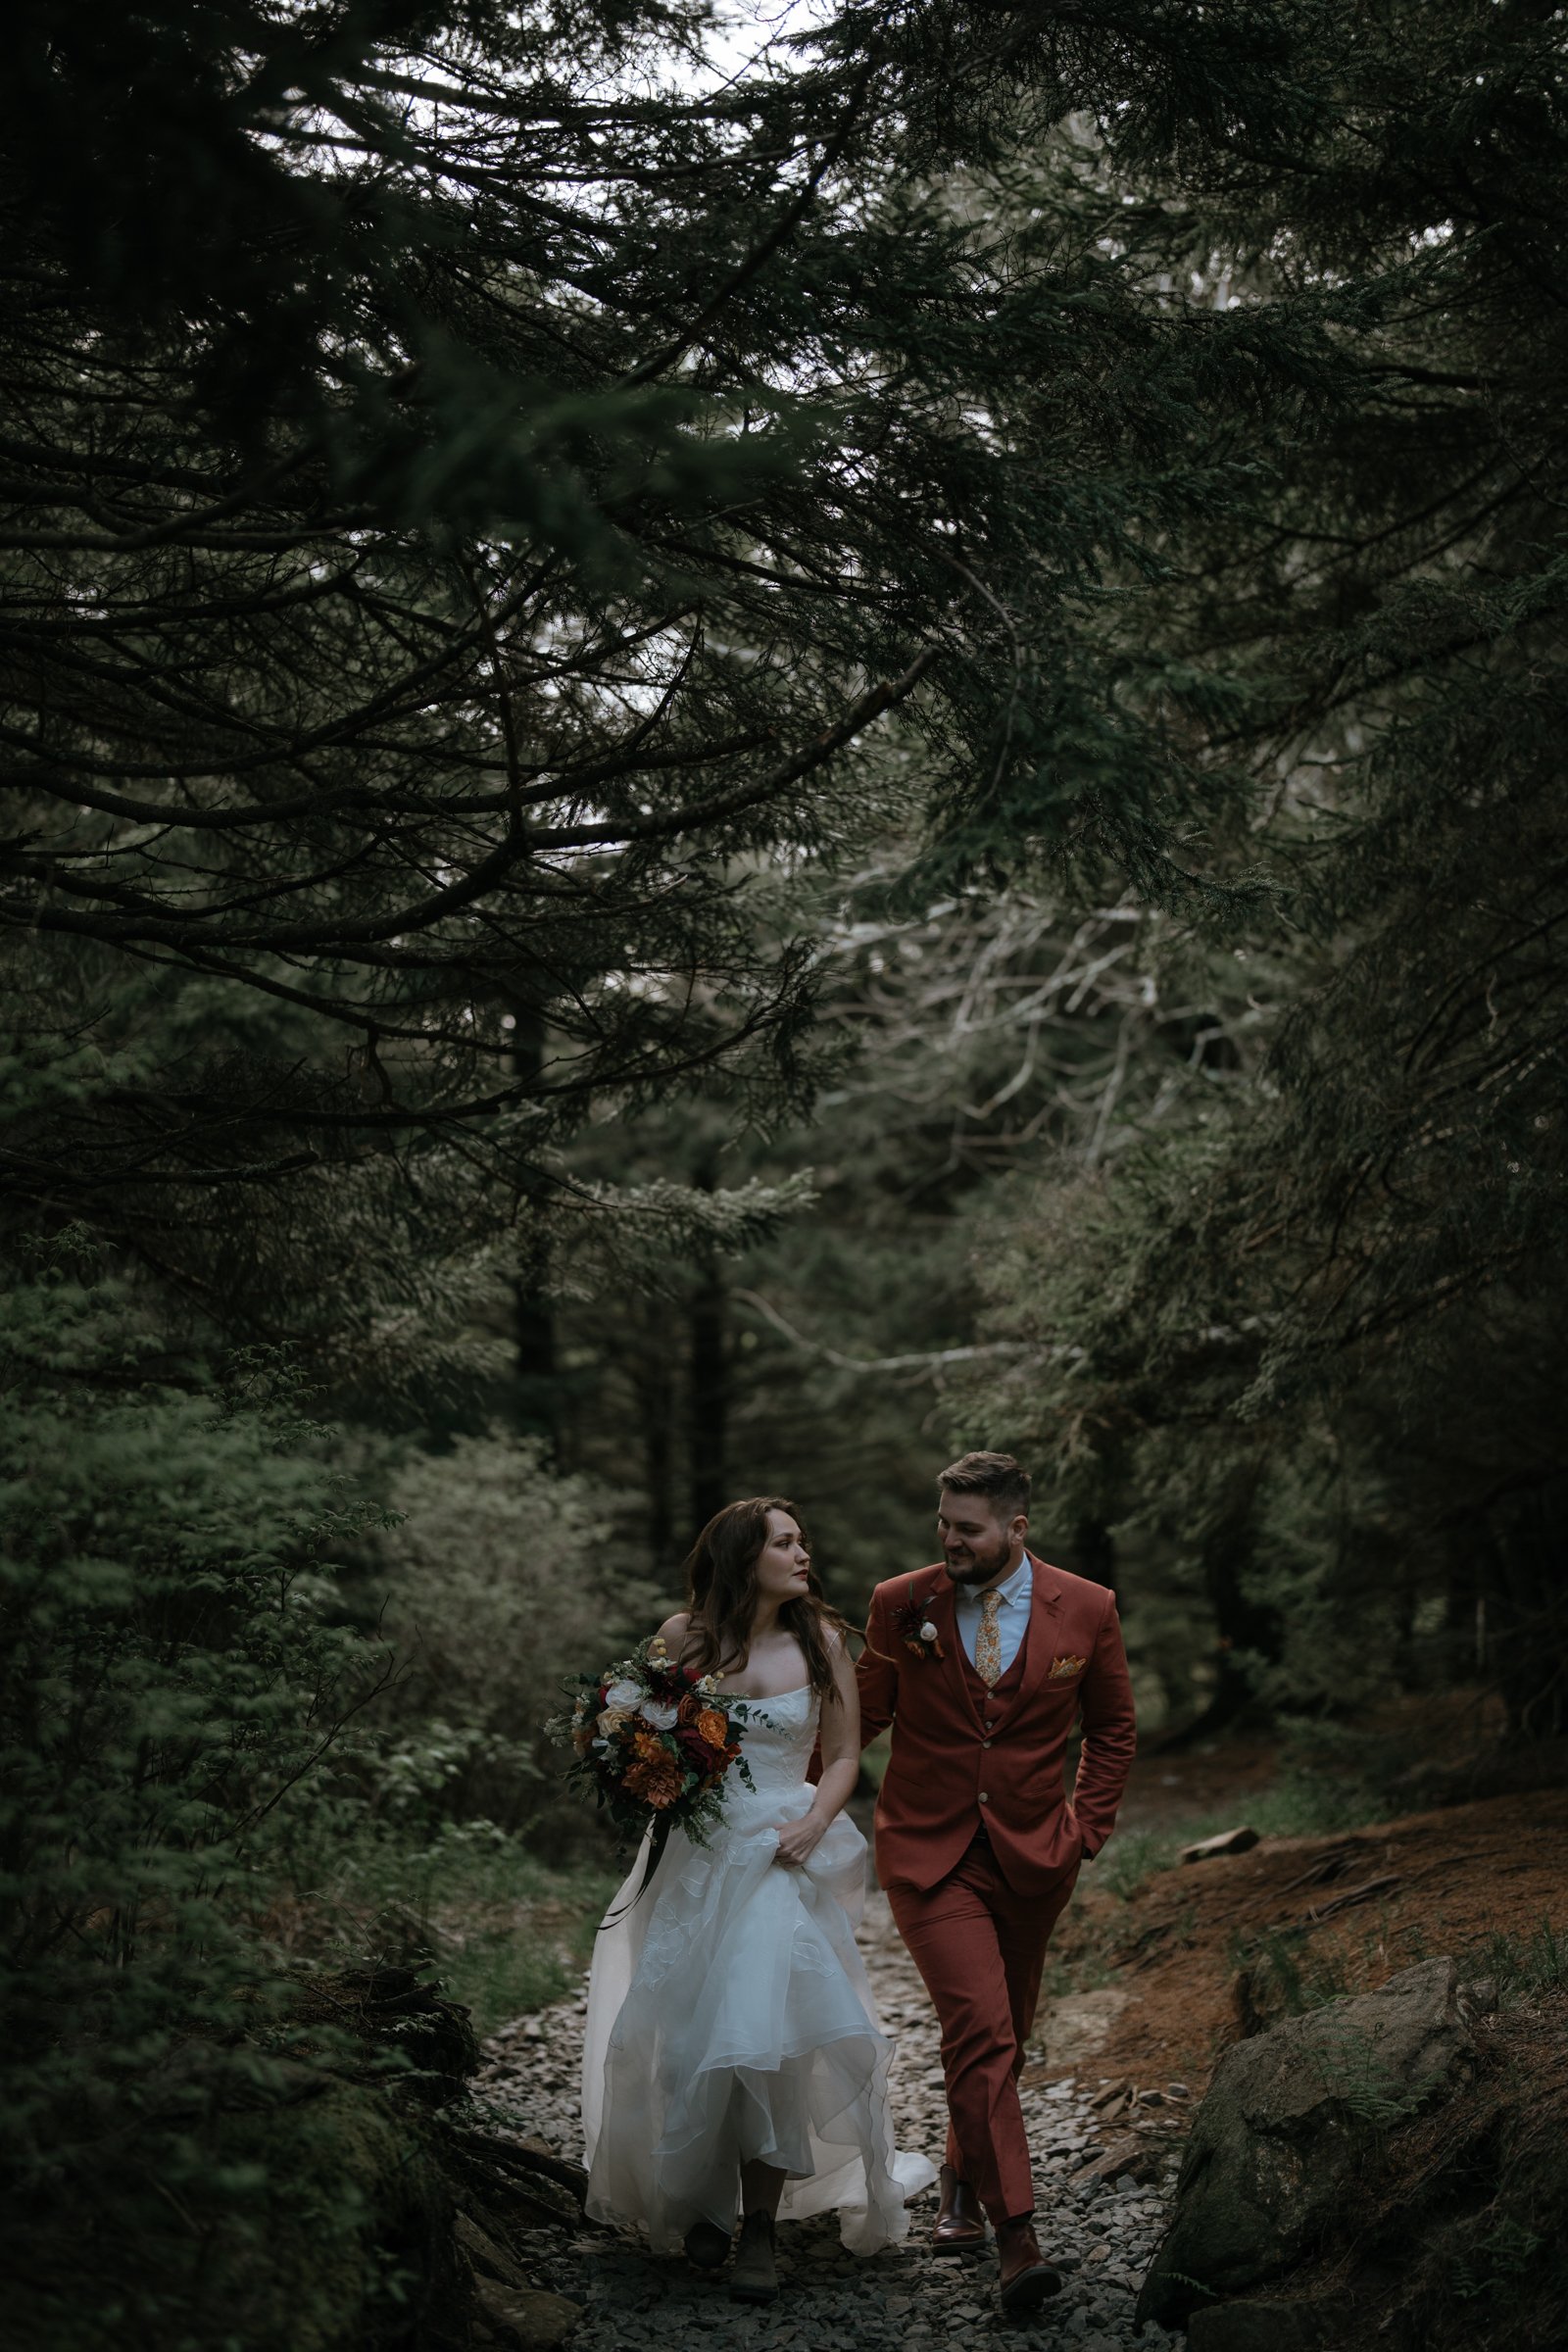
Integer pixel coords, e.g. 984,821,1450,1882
367,1431,659,1850
0,1270,398,2348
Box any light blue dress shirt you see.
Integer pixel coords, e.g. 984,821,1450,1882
952,1552,1034,1681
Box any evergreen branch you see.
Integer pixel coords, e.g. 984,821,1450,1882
734,1288,1040,1375
528,648,941,853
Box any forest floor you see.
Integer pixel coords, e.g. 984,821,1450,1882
472,1729,1568,2347
1044,1743,1568,2109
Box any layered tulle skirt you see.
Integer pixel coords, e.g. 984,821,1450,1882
580,1762,933,2253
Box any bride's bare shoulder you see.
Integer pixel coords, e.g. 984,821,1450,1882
658,1608,720,1677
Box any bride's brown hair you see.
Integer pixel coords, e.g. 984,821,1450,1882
678,1496,854,1702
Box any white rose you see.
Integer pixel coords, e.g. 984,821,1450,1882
604,1678,642,1711
920,1620,939,1642
639,1698,679,1731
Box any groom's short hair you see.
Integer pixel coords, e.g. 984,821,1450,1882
938,1451,1030,1518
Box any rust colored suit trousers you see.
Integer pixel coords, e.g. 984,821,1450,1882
886,1829,1079,2226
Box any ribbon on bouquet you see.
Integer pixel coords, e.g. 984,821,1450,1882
599,1814,674,1930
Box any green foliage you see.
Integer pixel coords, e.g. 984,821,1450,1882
1230,1925,1355,2024
319,1825,617,2039
0,1273,392,1982
152,2075,457,2352
1095,1829,1175,1905
1315,2013,1433,2137
555,883,1260,1592
0,1253,633,2342
0,0,1352,1384
1450,2215,1545,2305
1477,1921,1568,2009
0,1266,404,2347
9,0,1568,2336
952,0,1568,1740
368,1432,659,1842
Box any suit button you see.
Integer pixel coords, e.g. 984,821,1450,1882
979,1791,990,1803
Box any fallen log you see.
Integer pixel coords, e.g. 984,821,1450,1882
1181,1827,1261,1864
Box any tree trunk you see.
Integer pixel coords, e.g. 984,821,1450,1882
513,1273,559,1454
1162,1472,1282,1747
1479,1475,1568,1740
1071,1515,1119,1595
634,1348,678,1573
688,1160,728,1536
506,997,560,1457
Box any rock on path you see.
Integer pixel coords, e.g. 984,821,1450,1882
474,1892,1187,2347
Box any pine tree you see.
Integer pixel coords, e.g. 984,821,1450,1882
3,0,1340,1379
960,0,1568,1744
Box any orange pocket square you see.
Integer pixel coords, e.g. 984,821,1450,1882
1049,1653,1087,1680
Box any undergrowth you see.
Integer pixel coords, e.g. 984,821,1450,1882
271,1821,619,2039
1094,1761,1391,1907
1476,1919,1568,2007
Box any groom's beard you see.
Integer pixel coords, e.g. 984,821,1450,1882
943,1542,1014,1588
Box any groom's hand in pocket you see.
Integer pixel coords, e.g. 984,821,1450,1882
773,1812,827,1868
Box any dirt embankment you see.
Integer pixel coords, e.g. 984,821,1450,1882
1025,1750,1568,2349
1049,1783,1568,2095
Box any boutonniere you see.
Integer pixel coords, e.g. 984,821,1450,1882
1049,1653,1088,1680
891,1591,945,1660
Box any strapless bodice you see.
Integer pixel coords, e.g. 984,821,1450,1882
729,1682,819,1805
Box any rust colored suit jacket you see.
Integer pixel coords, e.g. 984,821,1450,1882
858,1554,1136,1899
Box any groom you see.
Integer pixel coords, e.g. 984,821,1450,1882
858,1451,1136,2318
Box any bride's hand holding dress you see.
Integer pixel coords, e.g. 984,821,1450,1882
770,1809,828,1868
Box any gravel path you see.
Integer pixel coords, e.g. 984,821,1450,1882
474,1891,1188,2347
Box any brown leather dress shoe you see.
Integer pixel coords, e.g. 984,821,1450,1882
932,2163,987,2255
996,2217,1064,2317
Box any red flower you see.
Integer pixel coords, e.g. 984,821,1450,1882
675,1725,727,1776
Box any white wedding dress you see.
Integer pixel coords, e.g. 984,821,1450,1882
580,1682,935,2252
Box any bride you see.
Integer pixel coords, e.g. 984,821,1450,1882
580,1496,933,2302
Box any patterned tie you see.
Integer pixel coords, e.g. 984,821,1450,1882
976,1589,1003,1687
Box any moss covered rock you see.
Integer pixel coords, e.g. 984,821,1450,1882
1138,1957,1475,2328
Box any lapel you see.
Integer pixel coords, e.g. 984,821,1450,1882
907,1568,986,1732
1012,1551,1067,1713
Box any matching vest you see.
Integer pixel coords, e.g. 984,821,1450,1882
958,1617,1029,1846
957,1614,1031,1711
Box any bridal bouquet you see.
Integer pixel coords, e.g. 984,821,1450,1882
550,1635,753,1850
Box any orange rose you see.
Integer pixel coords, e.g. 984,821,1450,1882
695,1709,728,1747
